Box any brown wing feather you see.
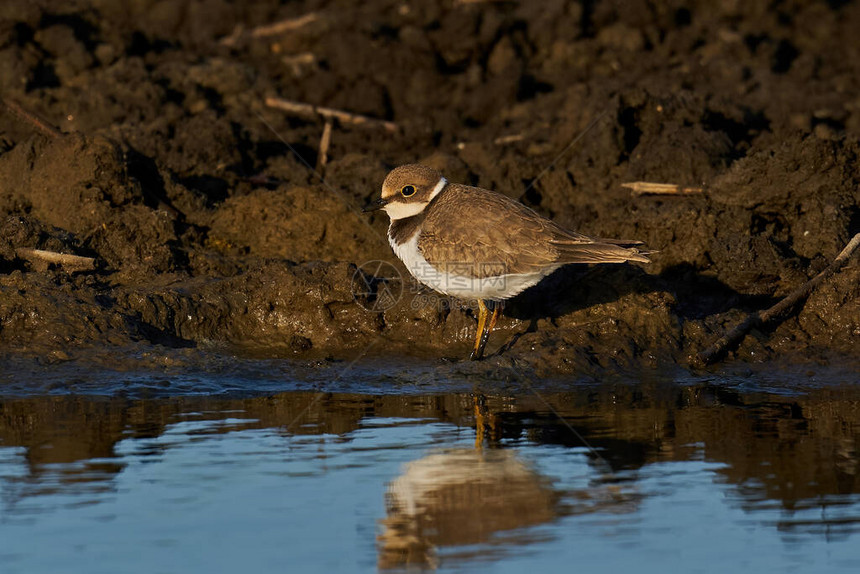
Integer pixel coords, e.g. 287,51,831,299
418,184,649,278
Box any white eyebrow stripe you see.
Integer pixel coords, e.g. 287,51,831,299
427,177,448,202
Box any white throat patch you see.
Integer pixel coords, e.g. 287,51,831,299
383,177,448,221
383,201,427,220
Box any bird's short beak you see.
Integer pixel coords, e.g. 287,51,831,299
362,197,389,212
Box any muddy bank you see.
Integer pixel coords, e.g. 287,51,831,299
0,0,858,375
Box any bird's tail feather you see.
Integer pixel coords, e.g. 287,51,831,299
554,242,651,264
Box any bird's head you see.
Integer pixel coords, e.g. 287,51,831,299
364,164,448,220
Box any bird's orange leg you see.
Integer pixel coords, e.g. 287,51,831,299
486,302,502,334
472,301,502,360
469,300,489,361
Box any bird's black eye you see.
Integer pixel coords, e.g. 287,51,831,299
401,185,416,197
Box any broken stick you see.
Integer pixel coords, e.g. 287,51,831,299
265,96,399,132
15,248,96,271
220,12,319,47
493,134,525,145
696,232,860,366
622,181,704,196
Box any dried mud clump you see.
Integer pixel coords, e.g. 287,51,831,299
0,0,859,374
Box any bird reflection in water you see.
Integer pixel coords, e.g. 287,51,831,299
377,396,638,569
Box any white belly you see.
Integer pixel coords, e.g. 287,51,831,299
389,232,555,301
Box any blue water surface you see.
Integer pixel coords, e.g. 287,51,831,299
1,372,859,573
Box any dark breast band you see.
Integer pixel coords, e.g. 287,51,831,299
388,212,425,244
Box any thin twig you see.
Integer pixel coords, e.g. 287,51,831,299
220,12,319,46
696,232,860,366
282,52,316,66
494,134,524,145
265,96,399,132
316,119,333,173
249,12,319,39
622,181,704,196
15,248,96,271
0,98,62,138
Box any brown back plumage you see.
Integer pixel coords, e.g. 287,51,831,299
418,183,649,278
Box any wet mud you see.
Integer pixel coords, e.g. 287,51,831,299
1,0,859,376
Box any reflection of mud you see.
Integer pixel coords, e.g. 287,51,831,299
0,1,859,371
378,449,559,569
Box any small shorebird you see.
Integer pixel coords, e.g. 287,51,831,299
364,164,650,360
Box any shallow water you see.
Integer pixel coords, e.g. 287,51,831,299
1,364,859,573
